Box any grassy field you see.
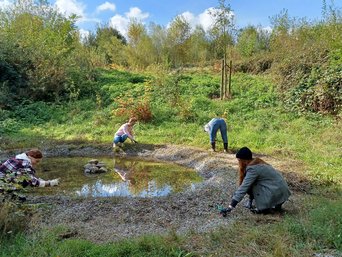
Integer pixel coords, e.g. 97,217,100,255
1,68,341,256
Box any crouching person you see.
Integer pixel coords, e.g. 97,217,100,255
113,117,138,148
220,147,291,216
0,149,59,188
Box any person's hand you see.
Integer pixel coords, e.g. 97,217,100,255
49,178,60,186
220,207,233,217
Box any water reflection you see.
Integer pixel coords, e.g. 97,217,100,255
33,156,202,198
76,180,172,197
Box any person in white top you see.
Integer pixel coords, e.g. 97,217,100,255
113,118,138,147
204,117,228,152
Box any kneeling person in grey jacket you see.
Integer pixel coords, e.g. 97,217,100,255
221,147,291,216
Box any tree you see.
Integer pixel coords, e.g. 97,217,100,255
187,26,210,66
166,15,191,67
208,0,235,59
89,25,126,65
0,0,96,106
208,0,235,98
126,20,157,68
148,22,168,65
236,26,270,58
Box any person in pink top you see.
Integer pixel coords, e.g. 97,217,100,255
113,118,138,147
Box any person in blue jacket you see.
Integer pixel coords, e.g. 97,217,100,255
204,118,228,152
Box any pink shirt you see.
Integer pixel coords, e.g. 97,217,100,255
115,123,134,140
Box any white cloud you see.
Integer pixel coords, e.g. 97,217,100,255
125,7,149,20
175,7,235,32
109,14,129,37
54,0,86,19
180,11,196,27
79,28,90,41
109,7,149,38
96,2,115,13
170,8,214,32
0,0,12,10
198,8,216,31
259,26,272,34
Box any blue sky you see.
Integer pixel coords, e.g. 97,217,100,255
1,0,341,37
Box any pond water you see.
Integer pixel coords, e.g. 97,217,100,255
31,157,202,198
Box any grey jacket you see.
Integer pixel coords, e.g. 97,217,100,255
232,164,291,210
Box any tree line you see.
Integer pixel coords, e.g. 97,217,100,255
0,0,341,114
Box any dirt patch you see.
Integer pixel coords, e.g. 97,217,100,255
2,144,310,243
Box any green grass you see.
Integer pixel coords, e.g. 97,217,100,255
0,228,190,257
1,70,341,184
1,69,341,256
1,196,341,256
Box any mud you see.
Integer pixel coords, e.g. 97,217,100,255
1,144,310,243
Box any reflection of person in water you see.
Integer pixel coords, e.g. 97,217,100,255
113,159,136,186
114,166,128,181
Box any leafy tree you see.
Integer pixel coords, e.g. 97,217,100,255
236,26,270,58
90,25,126,65
126,20,157,68
148,22,168,65
93,26,127,64
0,0,96,106
166,15,191,67
208,0,235,59
187,26,210,66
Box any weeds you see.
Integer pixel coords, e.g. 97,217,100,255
1,69,341,256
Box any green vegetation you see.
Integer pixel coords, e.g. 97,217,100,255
1,70,340,184
0,227,190,257
1,0,341,256
1,197,341,256
1,69,340,256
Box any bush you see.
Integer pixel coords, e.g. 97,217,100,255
0,201,31,237
285,64,342,115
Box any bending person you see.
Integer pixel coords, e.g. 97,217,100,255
221,147,291,216
113,117,138,148
0,149,59,188
204,117,228,152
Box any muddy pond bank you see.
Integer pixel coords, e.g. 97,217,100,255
1,144,309,243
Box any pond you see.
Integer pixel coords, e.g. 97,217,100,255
31,156,203,198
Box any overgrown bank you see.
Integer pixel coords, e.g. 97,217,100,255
0,144,341,256
1,69,341,185
1,69,341,256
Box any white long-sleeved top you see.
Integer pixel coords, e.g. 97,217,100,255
115,123,134,140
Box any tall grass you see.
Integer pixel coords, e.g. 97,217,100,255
1,69,341,256
1,70,341,184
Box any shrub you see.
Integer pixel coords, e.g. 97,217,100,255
114,96,152,123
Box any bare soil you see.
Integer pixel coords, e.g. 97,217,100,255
4,144,311,243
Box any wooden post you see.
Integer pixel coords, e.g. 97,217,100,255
220,59,224,100
224,58,228,98
228,60,232,97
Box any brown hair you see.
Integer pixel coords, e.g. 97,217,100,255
129,117,137,123
26,149,43,159
238,157,268,185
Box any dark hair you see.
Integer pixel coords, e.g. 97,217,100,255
236,147,252,160
26,149,43,159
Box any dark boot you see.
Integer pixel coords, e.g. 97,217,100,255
224,143,228,152
211,142,216,152
244,198,253,209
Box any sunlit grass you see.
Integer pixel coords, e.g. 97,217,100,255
1,69,341,256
